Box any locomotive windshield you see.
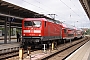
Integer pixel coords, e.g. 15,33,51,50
24,21,41,27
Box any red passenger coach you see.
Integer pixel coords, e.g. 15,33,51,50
60,23,75,40
75,28,84,39
22,18,62,48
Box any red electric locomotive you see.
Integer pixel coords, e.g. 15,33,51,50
22,18,62,48
22,18,84,48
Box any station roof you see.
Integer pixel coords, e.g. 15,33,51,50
0,0,51,27
79,0,90,20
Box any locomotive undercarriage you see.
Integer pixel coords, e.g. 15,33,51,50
22,36,42,49
22,36,62,49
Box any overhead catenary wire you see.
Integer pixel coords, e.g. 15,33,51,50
5,0,89,27
30,0,67,20
25,0,84,24
33,0,68,20
59,0,89,27
69,0,87,18
20,0,82,21
22,0,63,20
59,0,81,18
21,0,63,19
34,0,64,15
21,0,53,14
69,0,89,28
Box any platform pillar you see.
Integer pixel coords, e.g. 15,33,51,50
26,47,31,60
49,43,51,52
70,39,72,44
64,40,65,44
55,42,58,50
4,17,7,44
64,40,66,47
9,17,11,43
52,42,54,50
43,44,47,53
19,48,23,60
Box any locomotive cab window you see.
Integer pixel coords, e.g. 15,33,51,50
24,21,32,26
24,21,41,27
33,21,41,27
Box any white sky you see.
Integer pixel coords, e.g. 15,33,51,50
3,0,90,28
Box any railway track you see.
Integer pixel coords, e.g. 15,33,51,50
41,36,90,60
0,46,40,60
0,36,89,60
0,47,20,60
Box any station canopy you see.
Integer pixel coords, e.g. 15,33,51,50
0,0,51,27
79,0,90,20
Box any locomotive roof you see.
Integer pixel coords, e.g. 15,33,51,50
61,23,75,29
23,18,61,24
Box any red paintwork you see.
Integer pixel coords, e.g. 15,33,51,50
22,18,61,37
75,28,83,38
22,18,43,36
22,18,83,41
60,23,75,39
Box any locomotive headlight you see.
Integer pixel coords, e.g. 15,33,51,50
39,34,41,36
23,34,25,36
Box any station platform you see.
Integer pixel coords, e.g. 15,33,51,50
0,42,20,50
0,36,17,44
65,40,90,60
0,36,21,50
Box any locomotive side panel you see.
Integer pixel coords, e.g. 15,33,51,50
43,21,62,41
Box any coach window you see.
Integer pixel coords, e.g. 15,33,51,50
45,21,46,27
64,29,67,33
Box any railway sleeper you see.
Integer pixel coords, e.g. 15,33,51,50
0,47,19,56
